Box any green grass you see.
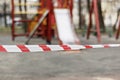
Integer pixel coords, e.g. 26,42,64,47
0,27,11,33
0,26,24,34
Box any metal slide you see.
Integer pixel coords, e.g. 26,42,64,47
54,9,80,44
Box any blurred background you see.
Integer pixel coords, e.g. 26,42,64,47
0,0,120,44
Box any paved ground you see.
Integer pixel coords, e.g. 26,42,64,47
0,30,120,80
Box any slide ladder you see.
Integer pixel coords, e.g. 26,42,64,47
11,0,42,40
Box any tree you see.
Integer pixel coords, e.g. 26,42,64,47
113,8,120,31
78,0,82,29
18,0,28,33
97,0,106,32
3,2,8,27
87,0,90,12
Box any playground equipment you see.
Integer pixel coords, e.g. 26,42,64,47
86,0,101,42
25,10,49,44
11,0,79,44
11,0,53,44
54,9,79,44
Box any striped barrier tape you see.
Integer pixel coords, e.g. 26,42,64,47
0,44,120,52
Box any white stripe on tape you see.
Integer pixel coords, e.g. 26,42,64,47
3,45,22,52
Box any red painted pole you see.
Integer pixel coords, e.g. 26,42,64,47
46,0,53,44
69,0,73,17
11,0,15,41
93,0,101,42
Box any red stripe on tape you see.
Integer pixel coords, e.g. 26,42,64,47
0,46,7,52
104,44,110,48
39,45,51,51
85,45,93,49
61,45,71,50
17,45,30,52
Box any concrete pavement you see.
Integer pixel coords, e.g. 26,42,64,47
0,31,120,80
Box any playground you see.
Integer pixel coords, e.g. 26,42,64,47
8,0,120,45
0,0,120,80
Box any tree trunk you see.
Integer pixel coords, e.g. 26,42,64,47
3,2,8,27
87,0,90,12
113,8,120,31
18,0,28,33
97,0,106,33
78,0,82,29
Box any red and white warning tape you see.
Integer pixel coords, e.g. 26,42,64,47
0,44,120,52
